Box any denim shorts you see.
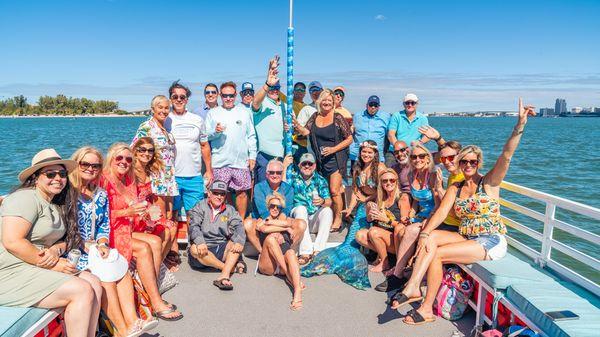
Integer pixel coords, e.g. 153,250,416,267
468,234,507,260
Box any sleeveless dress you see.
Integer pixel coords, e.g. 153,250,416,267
301,172,376,289
410,171,435,222
135,180,166,235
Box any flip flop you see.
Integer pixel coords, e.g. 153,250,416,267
213,278,234,291
155,308,183,321
163,300,177,310
290,299,303,311
403,308,436,325
386,291,423,309
298,255,312,265
235,258,247,274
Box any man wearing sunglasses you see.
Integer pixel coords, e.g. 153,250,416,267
333,86,353,127
205,81,257,219
252,55,287,183
166,80,213,215
239,82,255,109
387,93,432,153
350,95,390,167
192,83,219,120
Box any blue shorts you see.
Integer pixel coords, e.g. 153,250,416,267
173,176,204,213
188,242,228,269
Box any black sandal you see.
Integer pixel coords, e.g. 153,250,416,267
403,308,436,325
213,278,234,291
386,291,423,309
155,307,183,321
235,258,247,274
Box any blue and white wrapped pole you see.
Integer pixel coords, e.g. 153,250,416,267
284,0,294,157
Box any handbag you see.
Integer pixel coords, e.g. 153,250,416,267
434,265,474,320
132,270,154,320
158,262,179,294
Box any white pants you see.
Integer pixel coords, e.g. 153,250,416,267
292,205,333,255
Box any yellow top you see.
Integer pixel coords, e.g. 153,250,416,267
280,92,309,147
335,107,353,125
443,171,465,226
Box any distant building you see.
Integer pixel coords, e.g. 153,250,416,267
572,107,583,113
555,98,567,115
539,108,555,117
595,107,600,113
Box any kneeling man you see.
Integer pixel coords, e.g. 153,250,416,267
189,180,246,290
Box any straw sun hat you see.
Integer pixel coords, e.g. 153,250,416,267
18,148,77,182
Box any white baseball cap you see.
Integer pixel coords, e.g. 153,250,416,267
403,93,419,103
87,245,129,282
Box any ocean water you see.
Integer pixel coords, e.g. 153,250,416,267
1,116,598,281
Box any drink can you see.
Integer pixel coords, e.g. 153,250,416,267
312,190,320,200
67,249,81,266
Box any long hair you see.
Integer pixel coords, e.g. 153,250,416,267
315,89,335,115
409,143,435,173
104,142,135,182
376,168,400,208
352,139,381,189
132,137,164,178
17,166,82,252
69,146,104,193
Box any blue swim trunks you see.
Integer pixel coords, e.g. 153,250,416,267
173,175,205,213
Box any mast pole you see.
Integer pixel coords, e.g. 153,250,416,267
285,0,294,158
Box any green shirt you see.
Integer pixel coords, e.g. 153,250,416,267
252,97,286,157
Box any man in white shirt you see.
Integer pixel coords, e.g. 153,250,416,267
166,80,213,214
205,81,257,218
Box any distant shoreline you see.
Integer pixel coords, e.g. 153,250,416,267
0,114,146,119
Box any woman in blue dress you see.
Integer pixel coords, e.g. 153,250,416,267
301,140,386,289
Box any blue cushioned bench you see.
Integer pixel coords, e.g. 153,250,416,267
460,250,600,337
0,306,60,337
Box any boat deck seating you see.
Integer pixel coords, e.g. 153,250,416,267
461,250,600,337
0,306,60,337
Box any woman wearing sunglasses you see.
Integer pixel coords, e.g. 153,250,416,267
100,143,183,321
256,192,304,311
71,146,156,337
391,100,535,325
0,149,102,337
132,137,176,273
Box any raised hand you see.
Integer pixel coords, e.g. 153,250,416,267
418,125,440,140
266,55,280,86
517,98,536,126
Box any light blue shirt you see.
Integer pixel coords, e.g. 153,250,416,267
191,102,213,120
387,110,429,150
252,97,286,157
350,110,390,161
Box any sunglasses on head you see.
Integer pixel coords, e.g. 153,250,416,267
136,147,155,154
267,170,283,176
459,159,479,167
300,161,314,167
79,161,101,171
205,90,217,95
268,204,283,210
333,90,345,97
115,155,133,163
394,147,409,155
41,169,68,179
368,103,379,108
440,155,456,163
241,90,254,96
404,101,417,106
410,153,428,160
171,94,187,101
221,93,235,99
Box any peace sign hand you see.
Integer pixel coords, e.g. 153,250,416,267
517,98,536,126
266,55,280,86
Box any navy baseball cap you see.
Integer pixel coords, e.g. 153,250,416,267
367,95,380,105
308,81,323,91
241,82,254,92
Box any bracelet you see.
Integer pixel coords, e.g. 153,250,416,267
513,126,525,134
419,232,430,238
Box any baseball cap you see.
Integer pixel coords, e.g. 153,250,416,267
333,86,346,95
403,93,419,103
367,95,380,105
308,81,323,91
241,82,254,92
210,180,228,192
299,153,315,164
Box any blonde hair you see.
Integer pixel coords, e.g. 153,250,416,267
69,146,104,193
410,143,435,172
132,137,165,177
265,191,286,209
456,145,484,170
376,168,400,208
316,89,335,115
104,142,134,181
151,95,169,110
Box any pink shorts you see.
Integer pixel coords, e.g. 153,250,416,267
213,167,252,191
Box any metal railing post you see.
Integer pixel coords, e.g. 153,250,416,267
540,203,556,268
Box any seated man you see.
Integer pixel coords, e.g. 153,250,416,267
244,159,306,254
283,153,333,265
188,180,246,291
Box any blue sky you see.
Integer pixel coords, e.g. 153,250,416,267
1,0,599,113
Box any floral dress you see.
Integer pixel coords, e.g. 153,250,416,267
453,178,507,236
75,188,110,270
133,118,178,196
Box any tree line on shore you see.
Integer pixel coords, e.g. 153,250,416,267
0,95,128,116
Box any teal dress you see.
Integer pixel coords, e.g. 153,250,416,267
301,173,375,290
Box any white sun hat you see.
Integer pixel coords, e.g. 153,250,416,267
87,245,129,282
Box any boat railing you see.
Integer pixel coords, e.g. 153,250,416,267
498,180,600,297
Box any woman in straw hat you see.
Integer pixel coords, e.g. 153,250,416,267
0,148,102,337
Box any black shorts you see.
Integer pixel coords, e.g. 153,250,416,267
437,223,459,232
259,231,292,255
188,242,228,269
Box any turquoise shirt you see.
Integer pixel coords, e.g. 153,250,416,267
287,168,331,215
387,110,429,150
252,97,286,157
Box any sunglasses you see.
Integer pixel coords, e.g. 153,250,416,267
404,101,417,106
268,86,281,91
241,90,254,96
410,153,428,160
294,88,306,93
268,204,283,210
381,178,397,184
300,161,314,167
205,90,218,95
333,90,345,97
41,170,68,179
136,147,155,154
79,161,102,171
171,94,187,101
267,170,283,176
394,147,409,155
459,159,479,167
368,103,380,108
115,155,133,163
212,191,227,197
221,93,235,99
440,155,456,163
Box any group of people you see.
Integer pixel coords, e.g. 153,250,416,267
0,54,536,335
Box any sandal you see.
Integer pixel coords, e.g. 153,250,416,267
386,291,423,309
213,278,234,291
135,318,158,332
121,323,143,337
163,300,177,310
290,299,303,311
235,258,247,274
298,255,312,266
155,307,183,321
403,308,436,325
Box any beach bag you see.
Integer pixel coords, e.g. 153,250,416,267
132,270,154,320
503,326,539,337
434,265,474,320
158,262,179,294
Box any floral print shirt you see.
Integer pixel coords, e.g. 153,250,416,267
453,179,506,236
75,188,110,270
286,168,330,215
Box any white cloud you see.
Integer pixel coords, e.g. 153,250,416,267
374,14,386,21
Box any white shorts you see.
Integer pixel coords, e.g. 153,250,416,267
468,234,507,260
